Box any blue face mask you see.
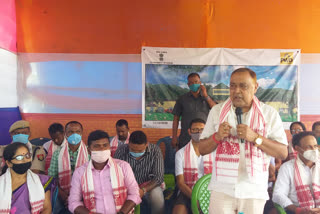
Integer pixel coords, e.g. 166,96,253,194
67,133,82,145
12,134,29,144
189,84,200,92
317,137,320,146
129,151,145,158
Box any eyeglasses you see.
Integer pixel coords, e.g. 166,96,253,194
11,153,31,161
291,129,303,134
191,128,204,133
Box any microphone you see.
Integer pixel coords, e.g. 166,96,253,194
235,107,244,143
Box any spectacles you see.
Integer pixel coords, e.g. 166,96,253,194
191,128,204,133
11,153,31,161
291,129,303,134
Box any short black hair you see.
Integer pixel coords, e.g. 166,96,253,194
292,131,315,147
290,121,306,133
187,73,200,80
312,121,320,131
1,142,29,175
129,131,147,145
48,123,64,135
116,119,129,128
189,118,206,128
65,121,83,131
87,130,110,147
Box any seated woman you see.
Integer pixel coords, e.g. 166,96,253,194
0,142,52,214
288,121,306,160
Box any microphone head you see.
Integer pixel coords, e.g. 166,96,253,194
235,107,242,116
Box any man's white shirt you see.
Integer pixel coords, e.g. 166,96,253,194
200,102,288,200
175,142,214,178
273,159,313,208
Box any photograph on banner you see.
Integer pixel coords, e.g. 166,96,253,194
143,64,298,129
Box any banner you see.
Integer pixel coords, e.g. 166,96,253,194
142,47,300,129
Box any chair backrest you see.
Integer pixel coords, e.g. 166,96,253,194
191,173,212,214
156,136,176,175
274,203,287,214
30,137,51,146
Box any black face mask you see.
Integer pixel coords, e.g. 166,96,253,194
11,162,31,174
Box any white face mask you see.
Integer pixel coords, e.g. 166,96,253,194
91,150,111,163
303,149,319,163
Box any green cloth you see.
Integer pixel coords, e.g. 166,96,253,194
48,147,80,178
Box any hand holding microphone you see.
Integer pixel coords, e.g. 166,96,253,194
236,107,259,143
235,107,244,143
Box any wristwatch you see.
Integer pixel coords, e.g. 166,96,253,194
254,134,263,146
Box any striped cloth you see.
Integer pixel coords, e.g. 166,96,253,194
81,158,132,213
110,133,130,157
183,141,212,188
44,139,66,174
215,97,268,184
294,156,320,208
114,143,164,185
58,141,88,193
0,169,45,214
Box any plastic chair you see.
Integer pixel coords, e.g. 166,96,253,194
191,173,212,214
156,136,177,214
134,204,140,214
156,136,176,175
274,203,286,214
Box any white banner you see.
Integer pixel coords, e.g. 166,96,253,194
142,47,300,129
0,48,17,107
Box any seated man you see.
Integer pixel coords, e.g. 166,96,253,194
173,118,213,214
0,120,46,174
69,130,141,214
312,121,320,149
43,122,66,174
114,131,165,214
48,121,89,214
110,119,130,157
273,132,320,214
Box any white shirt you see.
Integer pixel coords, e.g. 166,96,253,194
43,140,51,152
273,159,313,208
175,142,213,178
200,101,288,200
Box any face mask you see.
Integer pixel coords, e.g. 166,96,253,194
11,161,31,174
130,151,145,158
189,84,200,92
317,137,320,146
67,133,82,145
91,150,111,163
303,149,319,162
12,134,29,144
190,133,201,142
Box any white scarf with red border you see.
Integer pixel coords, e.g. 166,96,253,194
81,158,133,213
215,97,268,184
45,139,66,174
110,133,130,157
294,156,320,208
0,169,45,214
183,140,213,188
58,141,88,193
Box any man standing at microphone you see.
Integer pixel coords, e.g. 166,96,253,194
199,68,288,214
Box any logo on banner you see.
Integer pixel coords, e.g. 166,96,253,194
280,52,294,64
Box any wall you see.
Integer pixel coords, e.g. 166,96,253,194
15,0,320,142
